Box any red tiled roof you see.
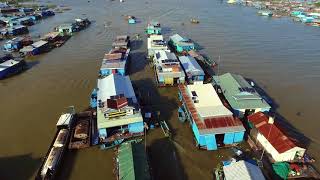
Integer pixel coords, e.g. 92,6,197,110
247,112,297,153
204,116,242,129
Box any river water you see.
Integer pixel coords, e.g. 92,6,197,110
0,0,319,179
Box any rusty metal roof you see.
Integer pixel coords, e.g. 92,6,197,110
248,112,299,153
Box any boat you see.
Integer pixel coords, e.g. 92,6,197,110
74,18,91,31
35,108,74,180
128,18,136,24
0,54,26,79
190,18,200,24
257,10,273,17
101,139,124,150
69,111,93,149
90,88,97,108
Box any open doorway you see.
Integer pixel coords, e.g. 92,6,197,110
216,134,225,147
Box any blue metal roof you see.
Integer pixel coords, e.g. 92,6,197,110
179,56,204,76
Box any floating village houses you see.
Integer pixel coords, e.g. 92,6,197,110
178,83,245,150
153,50,185,86
213,73,271,118
178,55,205,84
169,34,195,53
20,40,49,56
96,74,144,149
147,34,168,58
222,160,266,180
3,36,33,52
146,20,161,35
247,112,306,162
116,140,151,180
99,47,130,76
1,25,29,36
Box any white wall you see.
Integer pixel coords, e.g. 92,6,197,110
256,132,306,162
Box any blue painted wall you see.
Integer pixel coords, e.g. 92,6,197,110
128,122,144,133
234,131,244,142
99,128,107,138
192,122,200,144
223,133,234,145
205,135,217,150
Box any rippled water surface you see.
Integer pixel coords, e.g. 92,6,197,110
0,0,319,179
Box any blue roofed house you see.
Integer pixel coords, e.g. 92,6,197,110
96,74,144,149
212,73,271,118
178,83,245,150
178,55,205,84
169,34,195,53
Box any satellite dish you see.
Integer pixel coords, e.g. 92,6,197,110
250,81,255,87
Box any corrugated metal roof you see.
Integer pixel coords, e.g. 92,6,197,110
179,56,204,76
213,73,271,110
223,160,265,180
97,74,137,103
118,141,150,180
32,40,48,48
247,112,301,153
179,84,244,134
169,34,184,43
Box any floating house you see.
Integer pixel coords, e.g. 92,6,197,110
96,74,144,149
41,32,61,42
19,7,34,13
0,55,26,79
17,16,34,26
7,25,29,36
146,20,161,35
153,50,185,86
178,83,245,150
4,36,33,51
112,35,130,49
29,14,42,21
100,47,130,77
169,34,195,53
20,40,49,56
40,10,55,17
56,23,75,35
247,112,306,162
222,160,265,180
147,35,168,58
212,73,271,118
302,16,314,23
116,140,151,180
178,55,205,84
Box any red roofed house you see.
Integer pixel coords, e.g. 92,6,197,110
178,83,245,150
247,112,306,162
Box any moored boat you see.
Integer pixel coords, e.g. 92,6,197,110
69,111,93,149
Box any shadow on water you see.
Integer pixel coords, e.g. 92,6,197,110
246,79,279,110
0,153,41,180
131,39,143,51
127,51,148,75
55,150,78,180
161,26,172,35
148,138,188,180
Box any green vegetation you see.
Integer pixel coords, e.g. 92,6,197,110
315,2,320,7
